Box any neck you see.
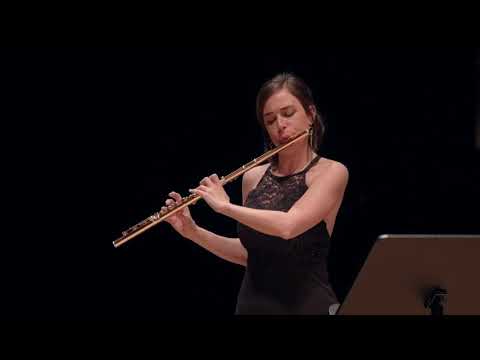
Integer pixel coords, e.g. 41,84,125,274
275,143,316,176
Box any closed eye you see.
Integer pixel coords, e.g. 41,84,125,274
264,114,276,125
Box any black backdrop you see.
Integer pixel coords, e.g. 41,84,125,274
2,47,479,319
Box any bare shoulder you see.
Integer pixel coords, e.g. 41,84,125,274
307,157,349,186
241,163,270,204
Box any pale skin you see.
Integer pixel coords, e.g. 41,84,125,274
161,87,349,267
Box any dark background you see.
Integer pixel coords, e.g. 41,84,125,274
2,47,479,319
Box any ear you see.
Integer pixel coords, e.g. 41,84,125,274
308,105,317,125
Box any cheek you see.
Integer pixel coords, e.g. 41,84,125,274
295,113,310,127
266,127,276,138
265,127,278,143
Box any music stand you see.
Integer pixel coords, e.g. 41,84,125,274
336,234,480,315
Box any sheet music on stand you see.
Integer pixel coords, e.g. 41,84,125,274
336,234,480,315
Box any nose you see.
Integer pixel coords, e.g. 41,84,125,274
277,115,288,129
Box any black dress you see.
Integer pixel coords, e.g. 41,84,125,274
236,155,338,315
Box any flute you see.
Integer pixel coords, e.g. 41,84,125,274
113,127,312,248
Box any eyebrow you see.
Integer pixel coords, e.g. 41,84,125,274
263,105,295,117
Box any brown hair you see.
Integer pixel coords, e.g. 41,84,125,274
256,73,325,164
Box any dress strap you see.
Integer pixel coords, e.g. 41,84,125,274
302,154,321,173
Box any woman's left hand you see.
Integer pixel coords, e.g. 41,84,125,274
189,174,230,214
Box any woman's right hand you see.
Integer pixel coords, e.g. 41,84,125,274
161,191,197,239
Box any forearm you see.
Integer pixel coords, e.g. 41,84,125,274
221,203,291,240
185,226,247,266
